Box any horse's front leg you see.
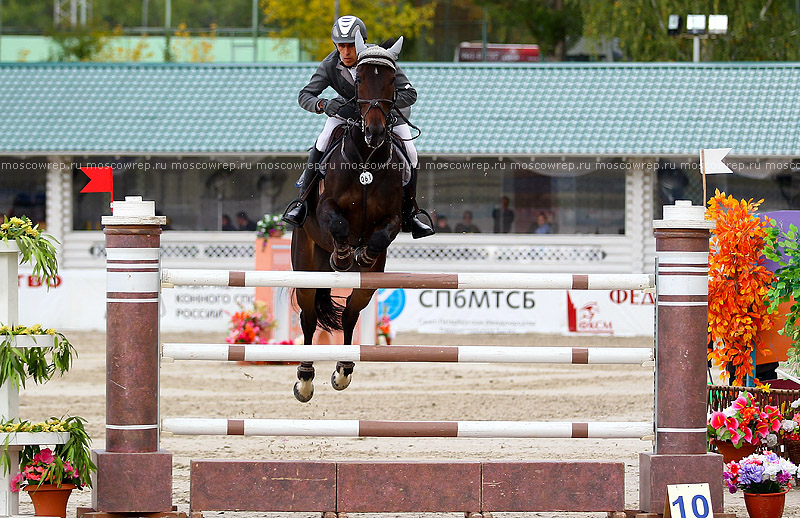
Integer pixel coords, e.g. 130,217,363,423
293,288,317,403
319,200,354,272
331,288,379,391
355,214,401,269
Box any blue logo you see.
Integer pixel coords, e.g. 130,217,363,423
377,289,406,320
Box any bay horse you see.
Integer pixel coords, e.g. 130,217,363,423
289,35,407,402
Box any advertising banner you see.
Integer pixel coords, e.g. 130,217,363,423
377,288,654,337
16,269,654,337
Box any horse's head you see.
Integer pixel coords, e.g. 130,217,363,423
354,32,403,148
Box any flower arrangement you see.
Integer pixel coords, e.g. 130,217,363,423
0,325,76,388
0,216,59,285
707,391,783,448
723,451,797,494
226,301,276,345
2,416,96,491
256,214,286,240
706,191,776,384
377,312,392,345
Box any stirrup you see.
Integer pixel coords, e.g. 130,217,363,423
410,208,435,239
282,198,308,227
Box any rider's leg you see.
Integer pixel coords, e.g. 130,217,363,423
394,124,434,239
282,118,345,227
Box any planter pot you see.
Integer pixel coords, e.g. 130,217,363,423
0,240,20,254
24,483,75,518
743,491,787,518
715,439,758,464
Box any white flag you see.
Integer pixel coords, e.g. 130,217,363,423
700,148,733,174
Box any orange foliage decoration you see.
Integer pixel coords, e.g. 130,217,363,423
706,190,776,384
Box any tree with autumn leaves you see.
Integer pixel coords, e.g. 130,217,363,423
707,190,775,385
261,0,436,60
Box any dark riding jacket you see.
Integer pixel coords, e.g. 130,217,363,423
298,48,416,120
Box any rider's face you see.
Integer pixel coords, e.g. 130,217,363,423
337,43,357,67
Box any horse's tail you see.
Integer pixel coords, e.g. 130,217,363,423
313,288,345,331
289,288,344,332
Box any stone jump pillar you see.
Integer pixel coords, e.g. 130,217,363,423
639,200,723,514
91,196,174,513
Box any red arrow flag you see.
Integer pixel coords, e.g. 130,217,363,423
80,167,114,212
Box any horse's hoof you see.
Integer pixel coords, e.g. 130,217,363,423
294,381,314,403
331,370,352,391
329,253,353,272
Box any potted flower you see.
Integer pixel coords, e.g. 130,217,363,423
707,391,783,463
226,302,281,365
0,324,77,388
723,451,797,518
0,216,58,285
706,191,776,384
4,416,96,518
377,311,392,345
255,213,286,250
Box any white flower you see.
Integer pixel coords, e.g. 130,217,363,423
764,433,778,447
723,407,737,418
781,419,798,432
791,398,800,409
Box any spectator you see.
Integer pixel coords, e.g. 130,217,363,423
221,214,236,231
236,211,257,231
434,214,452,233
545,210,557,234
532,211,552,234
492,196,515,233
455,210,481,233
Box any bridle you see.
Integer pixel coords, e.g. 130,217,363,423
355,66,396,148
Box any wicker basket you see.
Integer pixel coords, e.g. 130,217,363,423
785,440,800,465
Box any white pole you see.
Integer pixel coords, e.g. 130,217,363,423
161,343,653,365
0,241,20,516
162,418,653,439
161,269,655,291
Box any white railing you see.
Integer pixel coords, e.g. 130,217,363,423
62,231,656,273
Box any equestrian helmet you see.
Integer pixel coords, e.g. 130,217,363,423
332,15,367,44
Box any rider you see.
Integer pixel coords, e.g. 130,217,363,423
281,15,434,239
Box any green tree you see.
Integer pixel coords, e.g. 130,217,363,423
581,0,800,61
479,0,582,61
3,0,259,33
261,0,437,60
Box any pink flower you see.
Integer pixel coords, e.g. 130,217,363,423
731,395,749,411
10,473,23,492
710,412,727,429
741,426,753,444
725,417,740,433
37,448,54,464
729,429,742,445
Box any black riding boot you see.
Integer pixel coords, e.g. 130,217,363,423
282,147,325,227
402,167,435,239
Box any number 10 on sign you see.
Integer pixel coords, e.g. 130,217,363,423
664,483,712,518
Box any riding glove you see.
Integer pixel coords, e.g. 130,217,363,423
322,98,347,117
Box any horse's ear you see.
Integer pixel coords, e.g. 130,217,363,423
355,28,367,55
387,36,403,59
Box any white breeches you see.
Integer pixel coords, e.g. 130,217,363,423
315,117,418,168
